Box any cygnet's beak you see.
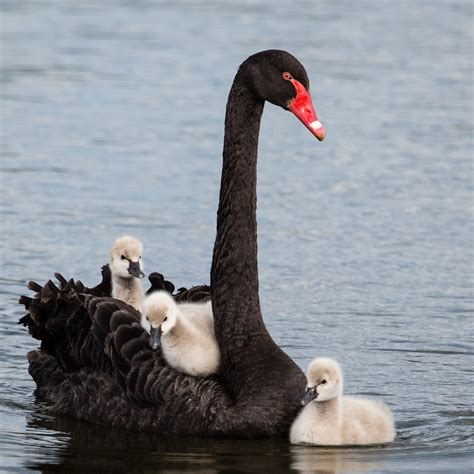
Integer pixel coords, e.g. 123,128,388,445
128,261,145,279
149,326,162,350
301,386,318,406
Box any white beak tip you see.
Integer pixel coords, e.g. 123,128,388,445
309,120,322,130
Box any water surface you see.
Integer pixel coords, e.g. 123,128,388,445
1,0,473,472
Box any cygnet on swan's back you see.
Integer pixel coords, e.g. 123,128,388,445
177,299,213,331
110,236,145,311
290,357,395,445
142,291,220,377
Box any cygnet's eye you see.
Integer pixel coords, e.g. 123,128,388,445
146,316,149,321
163,317,168,322
320,379,327,385
282,71,293,81
139,256,142,259
121,255,126,260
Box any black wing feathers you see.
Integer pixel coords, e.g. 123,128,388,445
146,272,175,295
18,268,258,436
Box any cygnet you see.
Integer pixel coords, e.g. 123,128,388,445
109,235,145,311
290,357,395,445
142,291,219,377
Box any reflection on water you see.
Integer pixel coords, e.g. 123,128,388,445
22,415,389,473
22,412,474,473
290,446,384,474
1,0,473,472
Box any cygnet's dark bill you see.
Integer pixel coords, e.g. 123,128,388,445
149,326,162,350
128,260,145,279
301,386,318,406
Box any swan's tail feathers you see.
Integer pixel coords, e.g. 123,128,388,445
84,264,112,297
146,272,175,295
145,272,211,303
19,266,112,334
53,272,68,288
19,270,148,386
27,281,43,293
19,276,90,373
174,285,211,303
18,279,64,340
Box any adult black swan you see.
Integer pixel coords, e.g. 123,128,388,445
19,50,325,438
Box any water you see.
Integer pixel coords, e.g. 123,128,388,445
1,0,473,472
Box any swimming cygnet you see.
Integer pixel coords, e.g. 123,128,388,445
109,236,145,311
142,291,219,377
290,357,395,445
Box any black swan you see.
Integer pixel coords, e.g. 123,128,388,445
19,49,325,438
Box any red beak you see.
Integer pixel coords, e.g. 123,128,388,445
288,79,326,141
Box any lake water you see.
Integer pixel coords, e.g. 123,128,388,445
1,0,473,472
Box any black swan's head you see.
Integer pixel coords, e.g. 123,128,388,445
239,49,325,140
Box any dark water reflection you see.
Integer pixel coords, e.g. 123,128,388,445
19,413,474,473
1,0,473,472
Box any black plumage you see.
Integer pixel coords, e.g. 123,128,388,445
19,50,324,438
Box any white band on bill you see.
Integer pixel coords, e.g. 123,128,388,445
309,120,322,130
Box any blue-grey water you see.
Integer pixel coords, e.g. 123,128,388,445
1,0,473,472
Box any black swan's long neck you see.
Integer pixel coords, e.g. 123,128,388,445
211,76,265,343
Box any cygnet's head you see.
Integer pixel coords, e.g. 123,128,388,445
142,291,179,349
110,236,145,279
301,357,343,405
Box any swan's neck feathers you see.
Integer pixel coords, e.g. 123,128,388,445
211,77,265,341
112,275,144,311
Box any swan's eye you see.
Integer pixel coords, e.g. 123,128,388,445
163,317,168,322
146,316,149,321
139,256,142,259
320,379,327,385
282,71,293,81
121,255,126,260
